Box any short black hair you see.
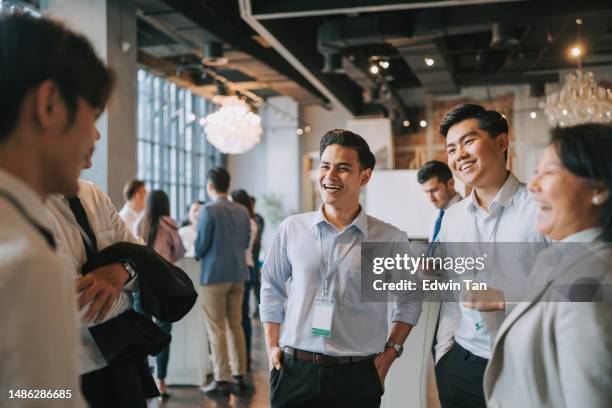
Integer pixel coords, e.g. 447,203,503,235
440,104,508,139
123,179,145,201
417,160,453,184
208,167,230,193
319,129,376,171
0,13,114,142
550,124,612,241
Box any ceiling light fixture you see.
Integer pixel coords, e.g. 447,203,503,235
296,128,304,135
530,111,537,119
205,96,262,154
402,120,410,127
369,65,380,75
543,17,612,127
419,120,427,128
424,57,435,66
379,60,390,69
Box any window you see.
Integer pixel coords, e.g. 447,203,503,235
137,69,221,222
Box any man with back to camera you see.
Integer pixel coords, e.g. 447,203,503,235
119,179,147,237
195,167,252,395
260,129,422,408
417,160,462,243
434,104,547,408
0,12,114,407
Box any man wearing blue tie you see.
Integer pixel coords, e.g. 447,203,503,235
417,161,462,242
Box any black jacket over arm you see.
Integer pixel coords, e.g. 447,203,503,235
82,242,197,364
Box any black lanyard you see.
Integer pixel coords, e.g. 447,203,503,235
0,190,56,250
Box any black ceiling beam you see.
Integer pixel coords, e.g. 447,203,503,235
158,0,328,104
457,72,559,86
249,0,530,20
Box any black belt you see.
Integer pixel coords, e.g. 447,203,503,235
283,346,377,367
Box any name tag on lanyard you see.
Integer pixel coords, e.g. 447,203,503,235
312,297,335,337
311,226,359,337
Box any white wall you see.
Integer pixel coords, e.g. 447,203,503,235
43,0,110,192
301,104,352,154
228,96,300,251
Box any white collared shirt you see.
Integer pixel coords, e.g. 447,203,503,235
47,180,144,374
435,173,548,360
260,205,422,356
119,203,142,238
0,169,85,407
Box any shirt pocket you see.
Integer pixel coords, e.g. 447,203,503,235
343,267,371,312
95,229,115,250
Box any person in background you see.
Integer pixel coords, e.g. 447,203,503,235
119,179,147,237
0,13,113,407
179,200,203,257
231,189,259,372
196,167,251,396
135,189,186,400
417,160,462,243
249,195,265,318
484,124,612,407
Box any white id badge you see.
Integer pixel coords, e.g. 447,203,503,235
311,297,335,337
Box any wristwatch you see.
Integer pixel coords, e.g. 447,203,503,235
384,341,403,358
121,259,137,283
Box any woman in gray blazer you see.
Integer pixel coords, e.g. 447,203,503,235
484,124,612,408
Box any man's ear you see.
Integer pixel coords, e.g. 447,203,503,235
34,80,63,130
447,178,455,190
360,168,372,186
497,132,510,155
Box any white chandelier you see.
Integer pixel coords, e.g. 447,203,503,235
205,96,262,154
542,69,612,127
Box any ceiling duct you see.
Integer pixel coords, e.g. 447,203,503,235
490,23,519,49
203,42,228,66
322,52,346,74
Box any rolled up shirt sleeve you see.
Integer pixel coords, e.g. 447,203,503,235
390,230,422,325
259,220,292,324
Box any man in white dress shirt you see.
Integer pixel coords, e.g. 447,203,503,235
261,129,422,407
119,179,147,237
0,13,113,407
433,104,547,408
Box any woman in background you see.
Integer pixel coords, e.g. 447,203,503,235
135,189,186,400
179,200,203,257
230,189,258,372
484,124,612,407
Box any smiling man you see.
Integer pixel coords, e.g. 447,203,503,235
260,129,421,408
433,104,547,408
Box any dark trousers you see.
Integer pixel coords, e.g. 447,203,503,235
435,342,487,408
241,276,253,367
133,292,172,379
81,359,158,408
270,353,383,408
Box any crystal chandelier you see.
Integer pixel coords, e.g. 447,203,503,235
205,96,262,154
542,69,612,127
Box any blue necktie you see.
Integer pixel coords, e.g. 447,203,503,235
431,208,445,243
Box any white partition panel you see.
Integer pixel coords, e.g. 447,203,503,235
164,258,209,386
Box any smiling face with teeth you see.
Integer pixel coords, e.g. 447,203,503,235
445,118,509,190
318,144,371,210
528,144,602,241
